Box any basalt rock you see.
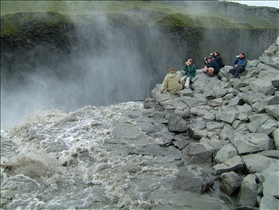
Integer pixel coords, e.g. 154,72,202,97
145,37,279,209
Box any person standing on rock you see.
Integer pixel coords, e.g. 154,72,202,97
203,56,220,76
229,52,247,78
181,58,196,89
158,68,182,94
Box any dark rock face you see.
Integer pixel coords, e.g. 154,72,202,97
1,3,279,128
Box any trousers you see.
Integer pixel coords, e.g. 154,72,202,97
229,66,245,77
181,76,191,87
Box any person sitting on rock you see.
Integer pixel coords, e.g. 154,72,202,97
229,52,247,78
211,50,225,69
204,56,220,76
158,68,182,94
181,58,196,89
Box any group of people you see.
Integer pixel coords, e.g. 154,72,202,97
158,58,196,94
159,51,247,95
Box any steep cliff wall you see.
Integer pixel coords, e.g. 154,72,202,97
1,1,279,119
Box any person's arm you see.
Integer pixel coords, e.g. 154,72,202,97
159,76,168,93
191,65,196,78
184,65,188,76
239,59,247,68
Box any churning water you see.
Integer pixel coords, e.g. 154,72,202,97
1,102,227,209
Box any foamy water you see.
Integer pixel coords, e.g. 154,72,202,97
1,102,227,209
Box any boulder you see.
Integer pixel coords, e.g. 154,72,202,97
265,105,279,120
272,128,279,149
205,121,224,130
230,133,274,154
213,155,244,175
237,174,259,207
236,103,252,121
188,118,207,140
256,118,278,135
214,143,238,164
238,91,266,106
219,124,235,140
219,107,238,124
178,88,193,97
190,106,212,117
207,98,223,107
184,141,216,164
200,137,229,151
219,171,242,196
259,164,279,210
179,96,207,107
250,79,275,96
166,114,189,132
173,164,208,193
242,154,279,173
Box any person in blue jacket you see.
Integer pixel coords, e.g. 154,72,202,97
229,52,247,78
203,56,220,76
181,58,196,88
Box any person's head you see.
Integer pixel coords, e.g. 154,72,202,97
214,50,220,56
187,58,194,64
239,52,245,59
207,56,213,62
169,67,175,73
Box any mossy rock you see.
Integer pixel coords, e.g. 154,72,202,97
1,12,71,37
154,13,250,29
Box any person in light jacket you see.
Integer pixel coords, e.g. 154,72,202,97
229,52,247,78
158,68,182,94
181,58,196,89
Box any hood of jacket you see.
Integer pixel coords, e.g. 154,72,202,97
167,72,177,78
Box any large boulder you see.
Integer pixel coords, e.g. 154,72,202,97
258,164,279,210
184,142,216,164
230,133,274,154
237,174,260,207
166,114,189,132
242,154,279,173
173,164,213,194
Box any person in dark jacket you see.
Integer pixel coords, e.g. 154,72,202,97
229,52,247,78
212,50,225,69
181,58,196,88
204,56,220,76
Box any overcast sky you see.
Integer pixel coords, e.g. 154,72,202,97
231,1,279,8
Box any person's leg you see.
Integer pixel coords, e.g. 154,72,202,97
234,66,245,78
204,66,208,73
208,67,214,75
185,77,190,88
229,67,236,76
181,76,186,87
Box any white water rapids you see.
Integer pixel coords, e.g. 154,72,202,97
1,102,227,209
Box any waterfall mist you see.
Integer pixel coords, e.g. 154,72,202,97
2,1,278,129
1,15,187,129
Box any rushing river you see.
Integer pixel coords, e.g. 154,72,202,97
1,102,227,209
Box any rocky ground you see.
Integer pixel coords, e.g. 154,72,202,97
130,37,279,209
